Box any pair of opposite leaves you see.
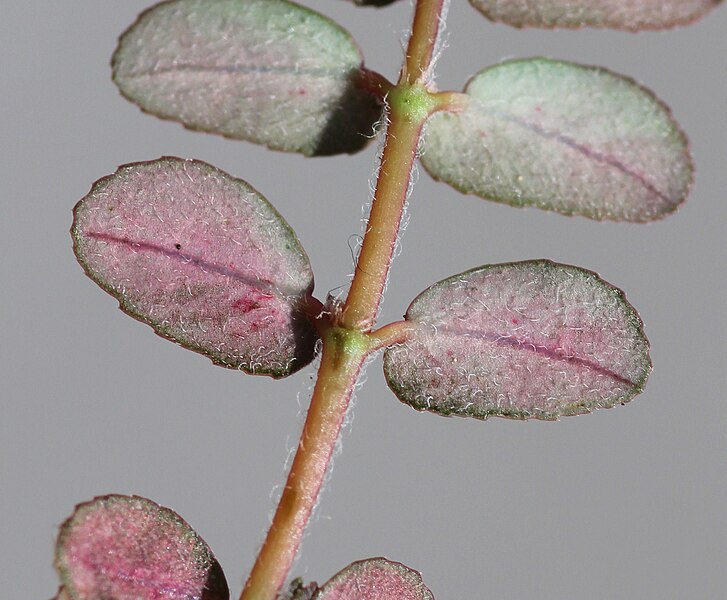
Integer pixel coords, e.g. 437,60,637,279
65,1,714,598
75,0,695,419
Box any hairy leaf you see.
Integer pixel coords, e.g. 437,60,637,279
113,0,382,156
315,558,434,599
55,495,229,600
72,157,317,377
469,0,721,30
384,260,651,420
422,58,692,222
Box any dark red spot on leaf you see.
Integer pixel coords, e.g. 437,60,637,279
232,290,273,314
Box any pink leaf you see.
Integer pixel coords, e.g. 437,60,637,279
422,58,692,222
55,495,229,600
384,260,651,420
314,558,434,600
469,0,721,30
112,0,382,156
72,157,316,378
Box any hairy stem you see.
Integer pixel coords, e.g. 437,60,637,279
241,328,368,600
339,98,427,331
341,0,449,331
240,2,449,598
404,0,449,85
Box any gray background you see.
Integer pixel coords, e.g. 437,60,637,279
2,1,726,598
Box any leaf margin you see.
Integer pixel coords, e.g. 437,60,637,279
111,0,383,157
468,0,724,31
54,494,230,600
383,259,652,421
313,556,435,600
71,156,318,379
421,56,694,222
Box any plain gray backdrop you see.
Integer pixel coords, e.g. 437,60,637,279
2,1,726,598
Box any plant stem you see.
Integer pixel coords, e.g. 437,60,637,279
241,328,368,600
240,2,449,598
338,101,426,331
340,0,449,331
404,0,449,86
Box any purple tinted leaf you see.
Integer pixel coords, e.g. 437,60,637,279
55,495,229,600
113,0,382,156
422,58,692,222
384,260,651,420
314,558,434,600
72,157,316,378
469,0,721,30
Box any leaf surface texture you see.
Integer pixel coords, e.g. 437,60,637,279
469,0,721,30
384,260,651,420
315,558,434,599
422,58,692,221
72,157,316,377
55,495,229,600
113,0,382,155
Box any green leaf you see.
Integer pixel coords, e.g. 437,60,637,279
469,0,722,30
384,260,651,421
113,0,382,156
72,157,317,378
55,495,229,600
314,558,434,599
422,58,692,222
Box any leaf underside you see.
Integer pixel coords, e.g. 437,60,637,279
384,260,651,421
55,495,229,600
113,0,382,156
422,58,692,222
314,558,434,600
469,0,722,30
72,157,317,378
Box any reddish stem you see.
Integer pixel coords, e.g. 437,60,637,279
240,2,450,598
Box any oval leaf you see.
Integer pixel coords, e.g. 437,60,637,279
55,495,229,600
422,58,692,222
469,0,721,30
384,260,651,420
315,558,434,600
72,157,317,377
113,0,382,156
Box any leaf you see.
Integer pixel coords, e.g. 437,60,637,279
72,157,317,378
55,495,229,600
314,558,434,600
112,0,382,156
383,260,651,420
469,0,722,30
421,58,692,222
